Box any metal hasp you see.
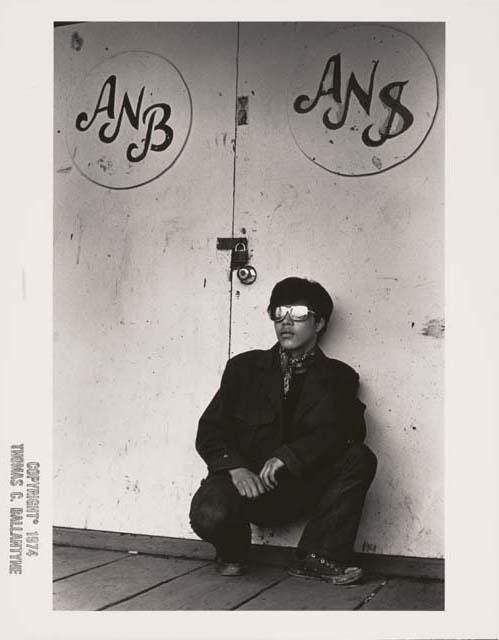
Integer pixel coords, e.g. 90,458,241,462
216,237,257,284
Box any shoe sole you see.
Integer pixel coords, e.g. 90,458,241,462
288,567,363,585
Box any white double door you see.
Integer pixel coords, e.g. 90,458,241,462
54,22,444,558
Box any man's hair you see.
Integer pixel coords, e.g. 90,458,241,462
267,277,334,335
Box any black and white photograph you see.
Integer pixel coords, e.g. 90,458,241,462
1,1,498,639
51,20,445,611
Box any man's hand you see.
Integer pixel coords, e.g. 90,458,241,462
259,457,285,490
228,467,267,499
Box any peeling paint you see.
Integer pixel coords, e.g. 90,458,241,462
237,96,248,125
124,475,140,493
421,318,445,338
71,32,83,51
57,166,73,174
97,157,113,174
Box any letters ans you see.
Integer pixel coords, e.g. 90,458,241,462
293,53,414,147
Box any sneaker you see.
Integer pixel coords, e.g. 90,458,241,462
215,556,248,576
288,553,363,585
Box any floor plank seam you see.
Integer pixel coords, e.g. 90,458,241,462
383,574,444,583
230,575,290,610
97,561,212,611
353,577,388,610
55,543,214,564
53,555,132,583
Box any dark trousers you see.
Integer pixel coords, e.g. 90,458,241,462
189,442,377,563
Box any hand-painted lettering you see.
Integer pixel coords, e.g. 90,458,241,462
293,53,414,147
127,104,173,163
361,81,414,147
75,75,173,163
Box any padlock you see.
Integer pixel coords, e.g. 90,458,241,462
237,265,257,285
231,241,249,269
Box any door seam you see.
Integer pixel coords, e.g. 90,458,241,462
228,21,241,359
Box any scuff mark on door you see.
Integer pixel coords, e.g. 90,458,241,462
421,318,445,338
76,215,83,265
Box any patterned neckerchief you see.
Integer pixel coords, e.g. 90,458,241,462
279,345,316,398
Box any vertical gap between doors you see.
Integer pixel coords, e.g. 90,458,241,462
228,22,240,360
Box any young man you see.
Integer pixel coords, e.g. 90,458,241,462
190,277,377,584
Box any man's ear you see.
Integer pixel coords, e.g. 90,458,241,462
315,317,326,334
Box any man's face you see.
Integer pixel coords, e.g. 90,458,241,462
273,300,325,356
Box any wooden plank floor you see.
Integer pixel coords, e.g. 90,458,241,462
238,574,387,610
53,545,444,611
53,546,129,581
53,551,208,610
110,563,286,610
361,576,444,610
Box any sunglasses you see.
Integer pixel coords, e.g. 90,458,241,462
269,305,316,322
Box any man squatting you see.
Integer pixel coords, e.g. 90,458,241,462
190,277,377,584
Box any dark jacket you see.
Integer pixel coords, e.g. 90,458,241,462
195,343,366,480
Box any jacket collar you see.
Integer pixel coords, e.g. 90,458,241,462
255,342,281,370
256,343,331,423
256,342,329,372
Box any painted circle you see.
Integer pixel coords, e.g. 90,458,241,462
66,51,192,189
288,25,439,176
